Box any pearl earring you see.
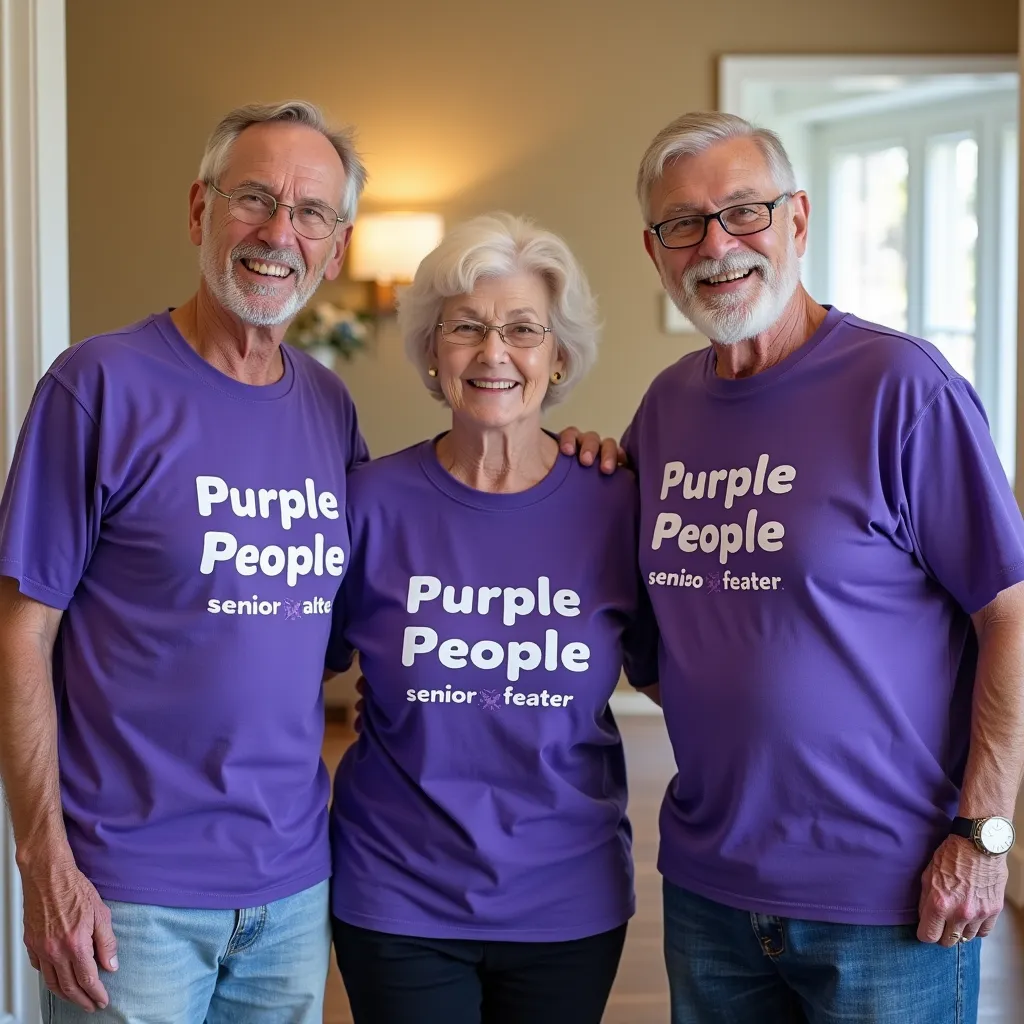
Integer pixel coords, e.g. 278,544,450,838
428,367,438,378
550,371,563,383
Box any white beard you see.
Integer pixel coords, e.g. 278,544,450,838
664,238,801,345
198,213,325,327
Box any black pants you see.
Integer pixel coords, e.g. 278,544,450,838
333,917,628,1024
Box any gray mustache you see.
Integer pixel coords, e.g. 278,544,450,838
683,254,771,292
232,244,305,276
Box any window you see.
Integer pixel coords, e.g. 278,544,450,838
811,91,1018,474
830,146,909,334
923,133,977,381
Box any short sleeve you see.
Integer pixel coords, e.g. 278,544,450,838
325,585,356,673
347,406,370,472
621,576,661,689
326,498,362,673
900,379,1024,614
0,375,104,609
616,462,660,688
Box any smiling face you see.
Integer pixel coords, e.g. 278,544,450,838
644,136,808,344
435,271,564,432
190,121,352,327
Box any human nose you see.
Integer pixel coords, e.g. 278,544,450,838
695,214,740,261
255,202,298,249
477,327,509,364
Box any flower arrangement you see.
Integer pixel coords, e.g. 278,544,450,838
285,301,369,363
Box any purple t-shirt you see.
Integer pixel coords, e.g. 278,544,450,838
326,440,658,941
622,307,1024,925
0,311,368,909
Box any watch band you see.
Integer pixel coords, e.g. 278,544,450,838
950,816,976,840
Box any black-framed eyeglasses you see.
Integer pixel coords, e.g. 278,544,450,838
207,183,344,240
437,320,553,348
649,193,792,249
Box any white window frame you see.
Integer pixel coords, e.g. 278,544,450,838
809,93,1018,471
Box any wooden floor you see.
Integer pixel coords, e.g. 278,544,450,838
322,717,1024,1023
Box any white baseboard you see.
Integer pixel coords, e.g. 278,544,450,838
1007,845,1024,908
609,691,664,716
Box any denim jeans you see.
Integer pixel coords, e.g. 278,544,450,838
40,879,330,1024
663,879,981,1024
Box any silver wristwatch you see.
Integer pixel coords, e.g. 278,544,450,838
950,815,1016,856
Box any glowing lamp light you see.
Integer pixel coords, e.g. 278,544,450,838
349,212,444,311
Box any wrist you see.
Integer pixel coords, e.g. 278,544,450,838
957,787,1017,821
14,830,74,875
957,802,1017,822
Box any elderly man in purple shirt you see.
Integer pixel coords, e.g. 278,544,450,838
565,111,1024,1023
0,100,367,1022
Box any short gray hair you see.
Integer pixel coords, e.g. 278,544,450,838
399,212,600,410
636,112,797,221
197,100,368,222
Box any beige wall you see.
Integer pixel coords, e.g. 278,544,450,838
67,0,1016,454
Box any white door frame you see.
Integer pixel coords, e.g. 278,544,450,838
0,0,69,1019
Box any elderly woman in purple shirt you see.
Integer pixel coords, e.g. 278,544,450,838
324,212,659,1024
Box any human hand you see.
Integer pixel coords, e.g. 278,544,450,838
22,854,117,1011
917,836,1007,945
557,426,625,474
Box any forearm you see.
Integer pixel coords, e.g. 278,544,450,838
0,579,69,866
960,597,1024,819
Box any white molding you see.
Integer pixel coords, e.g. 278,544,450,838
718,55,1018,116
0,0,68,1019
0,0,68,468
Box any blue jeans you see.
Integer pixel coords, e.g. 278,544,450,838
41,880,330,1024
663,880,980,1024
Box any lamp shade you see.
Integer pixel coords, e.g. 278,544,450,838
348,212,444,284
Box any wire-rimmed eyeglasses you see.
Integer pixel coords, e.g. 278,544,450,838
437,320,553,348
207,183,344,240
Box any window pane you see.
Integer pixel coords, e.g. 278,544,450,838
830,146,908,332
923,134,978,382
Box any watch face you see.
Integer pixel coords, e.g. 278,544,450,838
979,817,1016,855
